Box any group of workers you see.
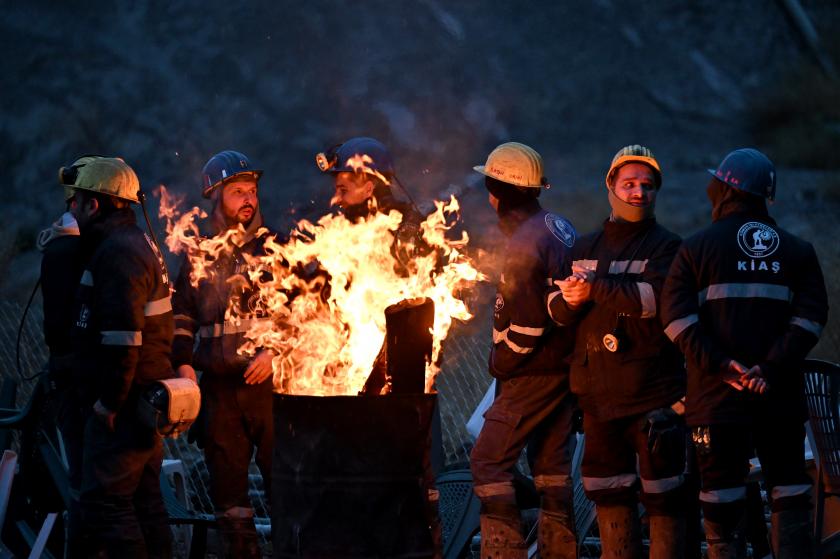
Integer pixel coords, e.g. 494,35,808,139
35,135,827,559
472,142,828,559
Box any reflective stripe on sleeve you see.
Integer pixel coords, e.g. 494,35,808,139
509,323,545,337
174,328,195,338
609,259,648,275
790,317,823,338
101,330,142,346
699,486,747,503
641,474,684,494
664,314,699,341
492,327,534,354
144,296,172,316
198,317,273,338
492,327,508,345
637,281,656,318
80,270,94,286
572,259,598,272
174,313,197,324
771,484,811,500
582,473,637,492
699,283,792,305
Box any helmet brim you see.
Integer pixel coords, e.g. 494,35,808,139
472,165,543,188
202,169,263,198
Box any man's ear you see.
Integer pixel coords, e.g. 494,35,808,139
363,179,374,198
86,197,100,218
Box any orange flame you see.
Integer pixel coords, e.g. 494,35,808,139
159,186,485,396
345,153,391,186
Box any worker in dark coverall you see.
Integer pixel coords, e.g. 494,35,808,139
470,142,578,559
69,157,177,557
661,148,829,559
38,155,101,555
548,145,686,558
171,150,276,558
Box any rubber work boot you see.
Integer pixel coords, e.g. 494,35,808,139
537,507,577,559
648,515,685,559
703,519,746,559
218,507,261,559
596,504,642,559
770,509,814,559
479,504,527,559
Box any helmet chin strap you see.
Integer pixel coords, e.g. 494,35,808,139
607,188,655,222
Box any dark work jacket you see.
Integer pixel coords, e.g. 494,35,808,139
489,200,576,380
38,212,85,363
72,209,175,412
661,205,828,426
171,214,279,379
548,218,684,421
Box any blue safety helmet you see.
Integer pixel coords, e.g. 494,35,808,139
201,150,263,198
315,137,395,179
707,148,776,201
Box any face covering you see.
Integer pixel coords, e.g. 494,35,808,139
607,188,655,222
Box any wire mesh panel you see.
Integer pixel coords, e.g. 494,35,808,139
804,359,840,493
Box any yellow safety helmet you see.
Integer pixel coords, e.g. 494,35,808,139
605,145,662,188
58,156,140,203
473,142,549,188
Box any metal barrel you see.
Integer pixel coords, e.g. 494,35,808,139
272,393,437,558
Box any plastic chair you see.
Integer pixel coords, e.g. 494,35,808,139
802,358,840,556
160,460,216,559
437,468,481,559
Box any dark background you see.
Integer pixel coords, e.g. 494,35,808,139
1,0,838,356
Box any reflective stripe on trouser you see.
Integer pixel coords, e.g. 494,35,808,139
471,375,574,493
581,412,686,515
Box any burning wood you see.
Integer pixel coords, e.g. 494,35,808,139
158,189,485,396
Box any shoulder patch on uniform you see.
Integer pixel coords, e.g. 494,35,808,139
737,221,779,258
545,213,575,247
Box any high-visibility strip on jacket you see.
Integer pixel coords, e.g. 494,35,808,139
660,208,828,426
547,218,685,421
72,209,174,412
489,202,576,380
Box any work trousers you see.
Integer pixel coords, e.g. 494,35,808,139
693,415,811,535
581,411,686,516
203,377,274,512
80,408,171,559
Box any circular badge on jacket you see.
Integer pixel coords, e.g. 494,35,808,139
545,213,575,247
737,222,779,258
495,293,505,313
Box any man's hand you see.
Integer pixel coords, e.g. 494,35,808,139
741,365,768,395
93,400,117,432
557,265,594,309
722,360,768,394
243,350,275,385
176,364,197,384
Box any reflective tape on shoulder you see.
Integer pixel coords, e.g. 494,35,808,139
101,330,142,346
637,282,656,318
698,283,792,305
699,486,747,503
80,270,94,286
664,314,698,341
144,296,172,316
582,473,637,491
790,317,823,338
641,474,684,494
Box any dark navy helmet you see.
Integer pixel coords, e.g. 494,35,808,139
201,150,263,198
315,137,395,181
707,148,776,201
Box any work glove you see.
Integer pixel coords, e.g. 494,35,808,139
643,407,683,459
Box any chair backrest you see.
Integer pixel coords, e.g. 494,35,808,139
803,359,840,494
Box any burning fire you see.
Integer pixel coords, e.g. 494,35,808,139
158,187,485,396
